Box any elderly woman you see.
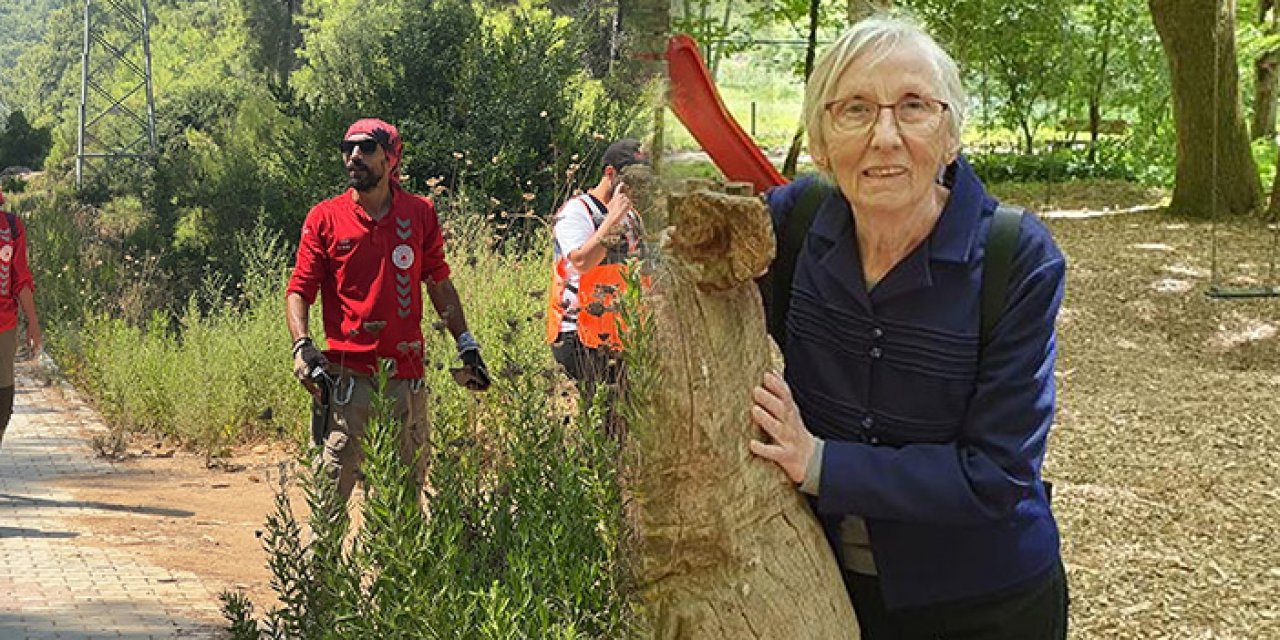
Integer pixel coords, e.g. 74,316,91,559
749,17,1068,639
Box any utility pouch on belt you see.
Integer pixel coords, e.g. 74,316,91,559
309,369,334,447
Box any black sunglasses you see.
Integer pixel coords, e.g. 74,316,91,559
339,138,382,155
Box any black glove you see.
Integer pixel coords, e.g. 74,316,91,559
452,346,492,391
292,337,329,385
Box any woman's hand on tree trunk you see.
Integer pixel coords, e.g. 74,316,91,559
749,371,816,484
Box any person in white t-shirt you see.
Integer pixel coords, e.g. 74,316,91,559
546,139,648,435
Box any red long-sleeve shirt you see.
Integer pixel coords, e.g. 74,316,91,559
286,187,451,379
0,211,35,333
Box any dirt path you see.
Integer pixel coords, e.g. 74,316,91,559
0,361,295,639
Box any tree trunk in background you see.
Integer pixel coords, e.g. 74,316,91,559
1252,0,1278,140
1086,10,1115,164
1150,0,1260,218
847,0,893,23
617,0,670,173
783,0,821,178
548,0,619,79
625,179,859,638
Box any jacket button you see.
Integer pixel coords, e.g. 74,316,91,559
861,416,874,429
871,327,884,339
868,346,883,359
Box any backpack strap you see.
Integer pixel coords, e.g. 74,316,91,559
762,188,1025,352
762,181,831,347
980,205,1024,348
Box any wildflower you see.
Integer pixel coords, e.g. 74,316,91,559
452,151,464,159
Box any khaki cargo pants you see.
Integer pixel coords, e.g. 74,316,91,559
319,372,431,502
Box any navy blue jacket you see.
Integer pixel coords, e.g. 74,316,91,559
766,157,1065,611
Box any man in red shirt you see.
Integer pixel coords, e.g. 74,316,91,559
0,189,41,450
285,118,490,501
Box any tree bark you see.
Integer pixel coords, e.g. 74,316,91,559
624,181,859,638
617,0,670,173
1150,0,1261,218
1086,11,1115,164
1252,0,1278,140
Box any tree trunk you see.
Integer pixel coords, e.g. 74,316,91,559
1019,117,1034,155
617,0,670,173
624,180,859,638
1252,53,1278,139
1150,0,1261,217
1086,12,1114,164
1252,0,1278,139
847,0,893,23
783,0,821,178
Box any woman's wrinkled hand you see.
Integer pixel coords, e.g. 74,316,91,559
749,371,816,484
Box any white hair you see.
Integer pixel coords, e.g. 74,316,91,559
803,16,967,170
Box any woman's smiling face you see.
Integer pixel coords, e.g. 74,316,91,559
822,43,956,217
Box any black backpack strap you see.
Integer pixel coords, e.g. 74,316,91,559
980,205,1025,348
2,212,16,240
762,181,831,346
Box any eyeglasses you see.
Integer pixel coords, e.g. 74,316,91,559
339,138,382,155
823,96,950,135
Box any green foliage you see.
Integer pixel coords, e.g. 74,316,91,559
1252,137,1278,192
223,353,635,637
60,222,306,452
0,176,27,195
0,110,53,170
969,147,1137,183
294,0,631,218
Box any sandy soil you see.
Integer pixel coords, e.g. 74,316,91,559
47,436,302,614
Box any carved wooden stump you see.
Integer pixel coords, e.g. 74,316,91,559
626,180,860,639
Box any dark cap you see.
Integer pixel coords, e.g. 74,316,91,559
601,138,648,171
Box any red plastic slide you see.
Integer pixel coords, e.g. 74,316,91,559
666,34,789,192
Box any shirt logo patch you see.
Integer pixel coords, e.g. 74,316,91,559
336,238,354,252
392,244,415,270
0,245,12,263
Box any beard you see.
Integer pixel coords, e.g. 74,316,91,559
346,160,383,191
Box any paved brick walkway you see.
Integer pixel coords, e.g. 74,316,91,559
0,367,225,640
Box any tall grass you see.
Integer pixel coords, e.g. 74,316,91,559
221,267,638,637
70,224,307,452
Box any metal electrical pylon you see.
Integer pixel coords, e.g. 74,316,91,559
76,0,158,189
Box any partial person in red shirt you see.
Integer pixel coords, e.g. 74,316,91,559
285,118,490,501
0,189,41,450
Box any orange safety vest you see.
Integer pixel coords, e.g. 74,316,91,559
545,195,641,351
545,258,629,350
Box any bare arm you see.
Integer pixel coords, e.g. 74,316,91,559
286,292,312,342
16,286,39,356
424,277,469,340
567,192,632,273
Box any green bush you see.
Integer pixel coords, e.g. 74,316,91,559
0,176,26,195
222,358,636,638
968,146,1139,184
0,109,52,171
66,222,307,452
